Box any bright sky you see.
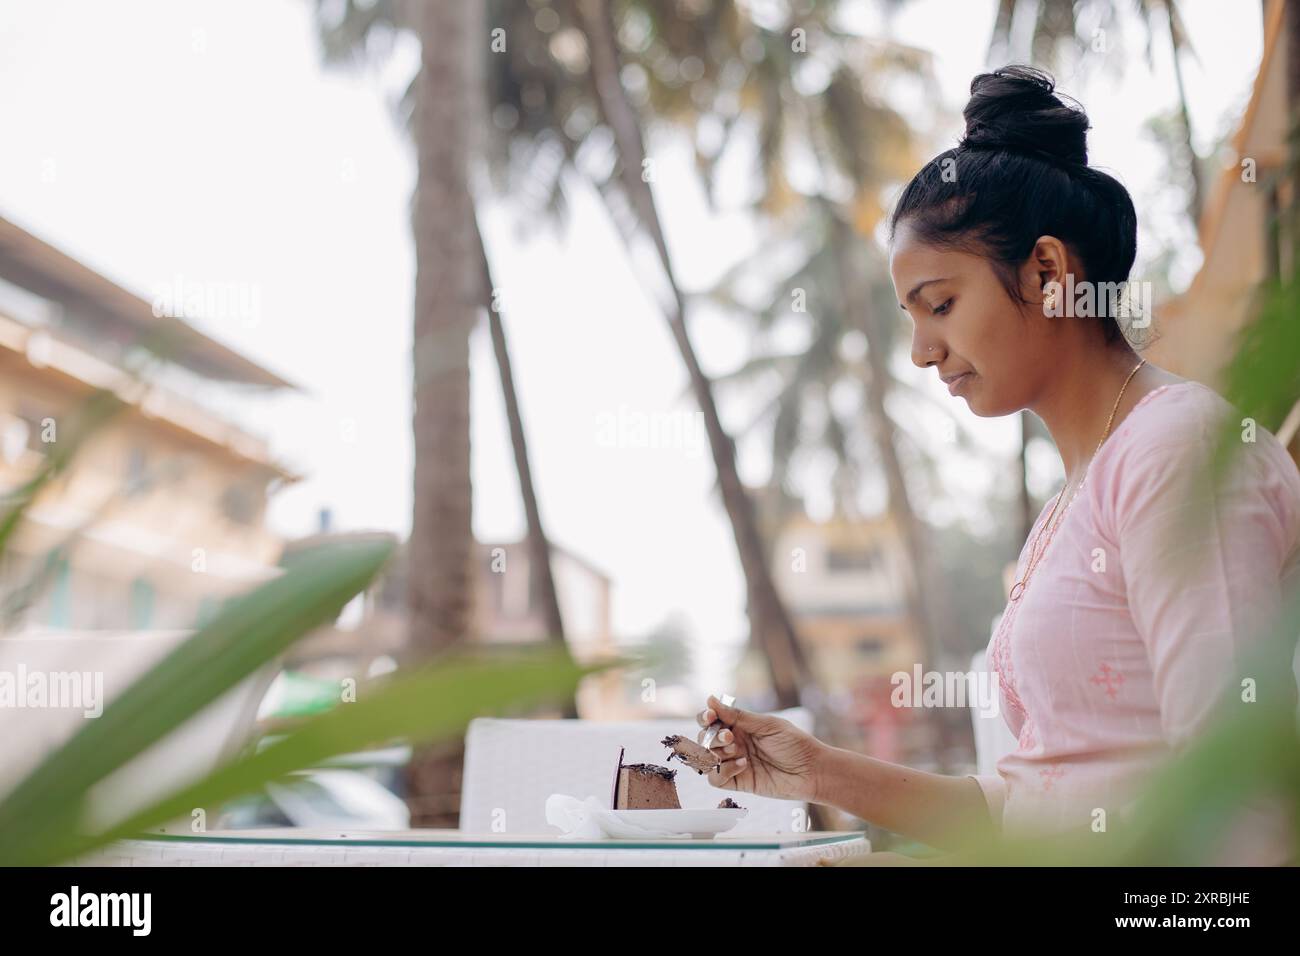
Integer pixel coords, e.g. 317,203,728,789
0,1,1265,695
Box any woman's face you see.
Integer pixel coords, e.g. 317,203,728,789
889,220,1055,417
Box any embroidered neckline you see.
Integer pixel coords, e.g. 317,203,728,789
989,381,1210,743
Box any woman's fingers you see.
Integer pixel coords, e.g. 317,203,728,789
697,704,737,749
697,724,734,747
697,723,733,747
708,755,748,788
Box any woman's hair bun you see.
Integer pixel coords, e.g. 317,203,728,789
891,66,1137,347
959,65,1090,167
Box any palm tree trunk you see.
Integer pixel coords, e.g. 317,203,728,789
861,358,956,764
576,0,812,709
826,206,956,766
988,0,1018,64
1164,1,1204,225
403,0,479,828
474,214,578,719
861,348,940,672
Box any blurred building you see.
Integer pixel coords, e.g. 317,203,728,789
736,500,924,758
285,532,625,719
473,537,623,720
1151,0,1300,463
770,511,919,686
0,214,295,632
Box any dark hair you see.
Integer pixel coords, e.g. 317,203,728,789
889,66,1137,346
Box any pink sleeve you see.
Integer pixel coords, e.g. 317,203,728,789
1114,435,1298,748
966,773,1005,832
1113,434,1300,864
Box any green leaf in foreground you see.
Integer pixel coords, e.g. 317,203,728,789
21,648,626,866
0,533,396,855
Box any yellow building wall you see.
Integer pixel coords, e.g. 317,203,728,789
0,349,283,632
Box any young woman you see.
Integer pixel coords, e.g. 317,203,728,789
693,66,1300,864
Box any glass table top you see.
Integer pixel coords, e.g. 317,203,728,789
137,827,869,851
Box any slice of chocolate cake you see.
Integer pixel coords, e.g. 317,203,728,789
662,734,721,774
611,747,682,810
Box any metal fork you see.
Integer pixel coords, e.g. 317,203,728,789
701,693,736,749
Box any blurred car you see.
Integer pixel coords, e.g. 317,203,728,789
217,769,410,830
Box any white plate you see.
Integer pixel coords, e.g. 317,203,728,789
596,807,748,840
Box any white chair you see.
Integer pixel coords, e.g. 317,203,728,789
460,708,814,835
0,630,277,829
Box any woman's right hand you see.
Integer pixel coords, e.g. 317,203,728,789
696,695,825,803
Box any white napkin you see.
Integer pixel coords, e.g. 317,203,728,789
545,793,688,839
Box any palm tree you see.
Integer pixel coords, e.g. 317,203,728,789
403,0,478,828
474,214,574,717
479,0,838,707
988,0,1203,229
573,0,813,707
708,191,981,760
580,5,961,756
403,0,476,654
480,2,952,730
582,6,937,711
664,17,977,758
311,0,575,826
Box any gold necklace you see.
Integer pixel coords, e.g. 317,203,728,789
1009,359,1147,602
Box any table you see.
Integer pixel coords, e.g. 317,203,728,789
68,828,872,867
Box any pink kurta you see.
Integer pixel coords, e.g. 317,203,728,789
969,381,1300,864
